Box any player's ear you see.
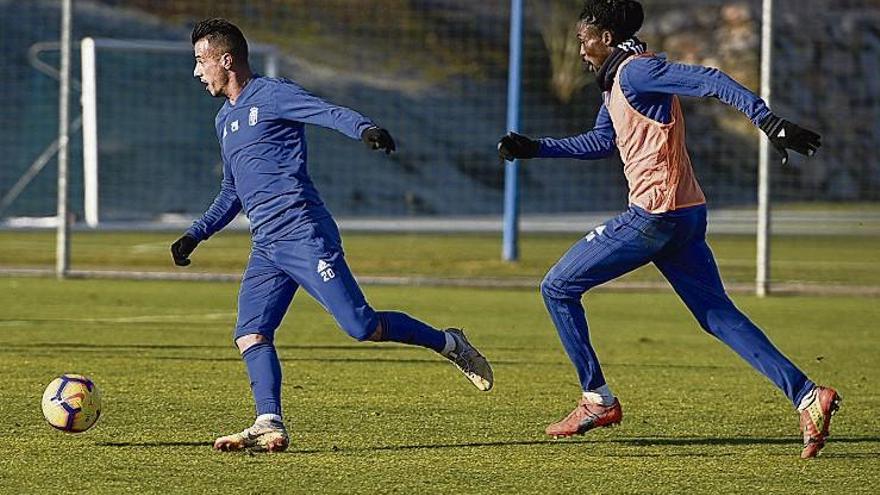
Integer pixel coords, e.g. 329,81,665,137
220,52,233,70
601,30,614,47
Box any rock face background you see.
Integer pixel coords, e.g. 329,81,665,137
636,0,880,203
1,0,877,221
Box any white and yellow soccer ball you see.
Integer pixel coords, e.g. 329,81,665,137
41,374,102,433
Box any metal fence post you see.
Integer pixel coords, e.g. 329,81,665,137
757,0,774,296
56,0,72,278
503,0,524,262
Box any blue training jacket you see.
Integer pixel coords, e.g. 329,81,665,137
536,54,773,159
186,75,374,244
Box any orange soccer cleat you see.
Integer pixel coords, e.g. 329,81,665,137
546,397,622,438
799,386,842,459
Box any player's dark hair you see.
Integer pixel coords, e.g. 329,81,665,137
579,0,644,43
191,18,249,62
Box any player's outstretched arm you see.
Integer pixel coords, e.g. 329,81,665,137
498,104,616,162
361,126,396,154
758,114,822,165
622,57,822,164
275,81,376,141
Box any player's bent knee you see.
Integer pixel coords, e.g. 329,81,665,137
235,333,269,354
365,320,384,342
541,268,596,301
329,305,379,342
540,276,557,299
340,318,377,342
347,324,374,342
541,274,573,300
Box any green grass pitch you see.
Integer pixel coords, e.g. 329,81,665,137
1,276,878,493
1,230,879,286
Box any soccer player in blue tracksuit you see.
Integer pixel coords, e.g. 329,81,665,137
497,0,838,458
173,18,493,453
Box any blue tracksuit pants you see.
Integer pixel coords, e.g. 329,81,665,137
234,216,378,343
540,204,814,407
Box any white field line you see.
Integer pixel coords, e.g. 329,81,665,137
1,268,878,296
0,312,236,325
130,242,171,253
714,258,880,269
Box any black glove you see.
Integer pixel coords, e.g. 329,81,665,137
170,234,199,267
759,114,822,165
497,132,539,161
361,126,396,154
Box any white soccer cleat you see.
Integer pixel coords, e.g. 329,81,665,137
444,328,494,392
213,418,289,453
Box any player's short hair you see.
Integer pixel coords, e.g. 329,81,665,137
579,0,644,43
191,18,249,62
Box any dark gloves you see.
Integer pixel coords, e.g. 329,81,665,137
497,132,539,161
759,114,822,165
361,126,396,154
170,234,199,267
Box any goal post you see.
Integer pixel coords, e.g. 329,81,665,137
79,37,279,227
81,37,98,227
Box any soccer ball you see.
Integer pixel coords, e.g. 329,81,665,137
41,374,102,433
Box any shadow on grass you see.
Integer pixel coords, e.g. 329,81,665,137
98,441,209,448
606,436,880,447
0,343,733,369
818,452,880,459
154,356,449,364
95,438,599,454
0,342,416,351
97,436,880,457
0,341,736,367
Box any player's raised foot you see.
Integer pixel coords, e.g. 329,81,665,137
799,386,841,459
213,418,289,453
444,328,493,392
546,397,622,438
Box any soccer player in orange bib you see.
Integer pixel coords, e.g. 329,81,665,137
498,0,837,459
